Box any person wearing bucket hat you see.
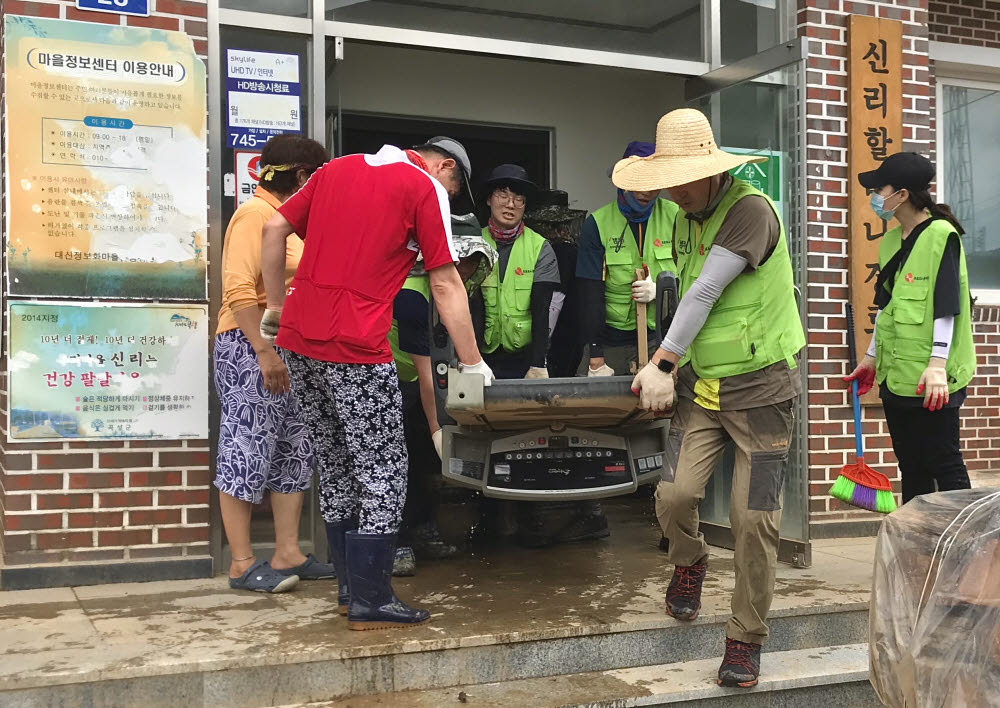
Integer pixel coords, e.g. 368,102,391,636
479,164,561,380
613,109,806,688
388,220,498,574
576,141,680,377
843,152,975,504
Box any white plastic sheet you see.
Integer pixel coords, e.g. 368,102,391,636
870,488,1000,708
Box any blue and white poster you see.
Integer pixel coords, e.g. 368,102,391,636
226,49,300,150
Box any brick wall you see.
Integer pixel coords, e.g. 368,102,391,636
0,0,211,581
929,0,1000,47
798,0,1000,529
964,309,1000,478
927,1,1000,483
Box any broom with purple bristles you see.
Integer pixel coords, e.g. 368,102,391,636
829,304,898,514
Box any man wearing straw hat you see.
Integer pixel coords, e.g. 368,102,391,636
613,108,805,688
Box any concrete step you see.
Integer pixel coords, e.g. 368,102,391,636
0,504,876,708
304,644,877,708
0,601,869,708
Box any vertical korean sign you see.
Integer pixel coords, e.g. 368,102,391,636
847,15,903,403
7,303,208,441
2,15,207,299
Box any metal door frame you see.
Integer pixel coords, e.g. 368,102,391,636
685,36,812,568
206,0,807,570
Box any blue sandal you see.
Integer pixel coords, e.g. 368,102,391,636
273,553,336,580
229,560,299,593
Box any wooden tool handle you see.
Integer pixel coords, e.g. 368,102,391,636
635,267,649,367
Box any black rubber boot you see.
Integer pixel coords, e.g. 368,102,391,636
324,520,352,616
345,531,430,631
718,638,762,688
555,511,611,544
409,522,458,560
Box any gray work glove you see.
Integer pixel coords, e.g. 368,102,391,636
260,309,282,342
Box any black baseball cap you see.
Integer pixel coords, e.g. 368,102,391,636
858,152,935,191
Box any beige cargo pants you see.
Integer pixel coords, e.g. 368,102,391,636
654,395,794,645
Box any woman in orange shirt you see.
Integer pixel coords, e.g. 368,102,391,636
215,134,331,593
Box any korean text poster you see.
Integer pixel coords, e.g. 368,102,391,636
7,302,208,441
2,15,207,299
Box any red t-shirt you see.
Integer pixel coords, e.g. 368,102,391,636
276,145,456,363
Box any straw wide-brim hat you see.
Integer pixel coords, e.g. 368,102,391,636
612,108,767,192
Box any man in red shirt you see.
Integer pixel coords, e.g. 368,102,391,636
259,137,493,630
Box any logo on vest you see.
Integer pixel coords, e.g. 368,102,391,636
905,272,914,283
699,244,706,256
654,239,663,247
515,267,524,276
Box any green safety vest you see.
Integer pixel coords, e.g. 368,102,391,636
673,179,805,379
592,199,679,331
481,226,546,354
388,275,431,384
874,218,976,396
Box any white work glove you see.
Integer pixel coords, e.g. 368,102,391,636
588,363,615,377
631,276,656,304
631,361,675,412
432,429,443,457
460,358,495,387
260,309,282,342
525,366,549,380
917,357,949,411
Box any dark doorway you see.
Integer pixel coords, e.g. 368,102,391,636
338,112,552,215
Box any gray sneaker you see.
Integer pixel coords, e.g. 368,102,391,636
229,560,299,593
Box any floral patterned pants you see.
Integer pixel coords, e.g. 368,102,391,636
285,352,408,534
213,329,313,504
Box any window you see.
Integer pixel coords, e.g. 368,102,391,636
939,79,1000,299
720,0,783,64
325,1,702,61
221,0,309,17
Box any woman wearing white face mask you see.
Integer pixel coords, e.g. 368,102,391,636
844,152,977,505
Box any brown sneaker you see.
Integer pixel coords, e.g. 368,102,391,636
717,638,761,688
664,561,707,620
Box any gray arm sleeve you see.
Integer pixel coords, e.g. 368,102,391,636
660,246,749,357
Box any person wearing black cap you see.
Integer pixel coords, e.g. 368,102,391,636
844,152,977,504
479,164,560,379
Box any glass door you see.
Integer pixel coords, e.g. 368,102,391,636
210,23,327,570
685,44,811,567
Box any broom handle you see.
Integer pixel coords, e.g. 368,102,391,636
846,303,865,460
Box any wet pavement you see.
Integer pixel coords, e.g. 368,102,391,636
0,498,875,692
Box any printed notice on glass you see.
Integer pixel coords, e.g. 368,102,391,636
2,15,207,299
226,49,301,149
7,302,208,441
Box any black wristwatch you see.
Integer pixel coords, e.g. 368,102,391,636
656,359,675,375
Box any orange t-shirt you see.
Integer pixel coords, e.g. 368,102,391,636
216,185,304,335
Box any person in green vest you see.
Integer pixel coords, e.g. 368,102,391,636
479,164,560,379
613,109,806,689
844,152,975,504
577,141,680,377
388,220,497,575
